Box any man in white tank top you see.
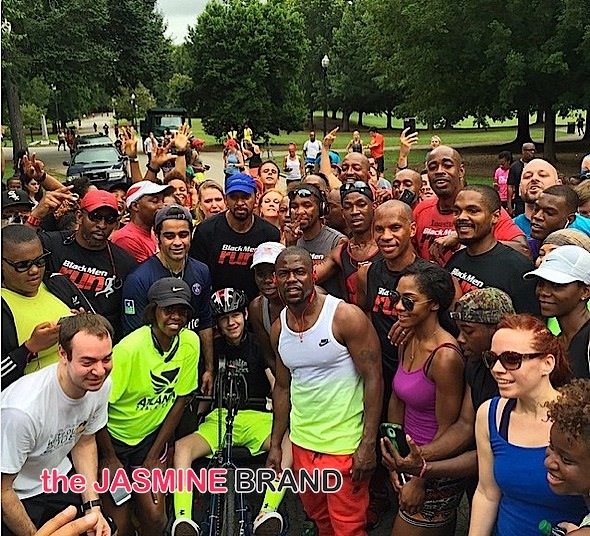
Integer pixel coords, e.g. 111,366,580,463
283,143,303,184
267,246,383,536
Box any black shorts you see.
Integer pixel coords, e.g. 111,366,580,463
110,428,169,477
375,156,384,174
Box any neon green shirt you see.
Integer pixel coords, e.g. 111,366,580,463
1,284,71,375
107,325,200,445
547,301,590,335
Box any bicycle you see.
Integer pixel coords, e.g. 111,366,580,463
187,359,288,536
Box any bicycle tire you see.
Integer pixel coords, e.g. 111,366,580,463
221,468,239,536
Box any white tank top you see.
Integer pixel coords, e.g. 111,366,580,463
285,155,302,181
278,295,364,454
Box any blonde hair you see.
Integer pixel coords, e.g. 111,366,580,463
259,188,284,208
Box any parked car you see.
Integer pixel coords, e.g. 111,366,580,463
73,133,115,152
64,145,128,187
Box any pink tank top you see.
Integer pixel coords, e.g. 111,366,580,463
392,343,462,446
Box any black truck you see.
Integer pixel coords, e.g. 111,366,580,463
139,108,189,139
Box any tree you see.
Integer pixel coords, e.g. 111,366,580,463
289,0,345,128
330,0,397,131
113,84,156,124
166,73,195,111
186,0,308,139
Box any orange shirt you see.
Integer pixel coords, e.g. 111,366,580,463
370,133,384,159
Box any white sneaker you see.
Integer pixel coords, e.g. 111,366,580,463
172,518,201,536
253,511,284,535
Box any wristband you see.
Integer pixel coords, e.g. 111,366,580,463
147,164,160,174
26,214,42,227
418,457,428,478
38,172,47,184
82,499,102,511
176,151,187,156
396,164,408,170
129,158,138,163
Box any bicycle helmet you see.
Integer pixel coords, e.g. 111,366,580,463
210,288,248,317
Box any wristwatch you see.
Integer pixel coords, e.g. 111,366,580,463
81,499,102,511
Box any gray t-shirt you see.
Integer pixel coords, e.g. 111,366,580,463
297,226,346,298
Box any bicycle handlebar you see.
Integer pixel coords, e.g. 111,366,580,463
191,394,270,411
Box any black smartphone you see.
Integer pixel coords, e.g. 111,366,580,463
399,189,416,206
403,117,417,135
380,423,410,457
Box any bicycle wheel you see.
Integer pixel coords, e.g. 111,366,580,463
221,468,239,536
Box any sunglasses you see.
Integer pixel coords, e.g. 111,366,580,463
3,251,51,273
481,350,546,371
340,181,374,201
287,188,320,201
83,210,118,225
390,290,432,312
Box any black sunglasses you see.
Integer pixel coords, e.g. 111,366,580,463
3,251,51,273
482,350,546,371
390,290,432,312
340,181,374,201
287,188,320,202
83,210,118,225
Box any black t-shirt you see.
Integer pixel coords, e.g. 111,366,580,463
507,160,525,201
40,231,137,341
366,257,431,376
214,332,271,411
569,318,590,379
446,243,540,316
464,358,499,410
189,213,280,302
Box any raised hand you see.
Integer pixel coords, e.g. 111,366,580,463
400,127,419,158
150,141,177,170
174,123,192,153
21,153,46,180
323,127,339,149
120,127,138,159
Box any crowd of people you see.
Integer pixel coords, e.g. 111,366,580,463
1,123,590,536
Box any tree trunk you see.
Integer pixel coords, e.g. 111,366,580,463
331,109,337,120
386,110,393,130
358,111,364,127
514,107,533,146
342,110,352,132
309,108,315,131
543,105,557,164
2,68,27,162
584,109,590,141
532,107,544,125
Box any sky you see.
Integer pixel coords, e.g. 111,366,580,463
157,0,209,44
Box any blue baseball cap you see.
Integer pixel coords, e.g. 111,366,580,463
225,173,257,195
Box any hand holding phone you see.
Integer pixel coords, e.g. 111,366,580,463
380,423,411,457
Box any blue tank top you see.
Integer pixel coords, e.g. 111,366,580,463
488,397,586,535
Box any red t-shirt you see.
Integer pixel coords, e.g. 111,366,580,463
413,198,524,265
110,222,158,264
370,133,385,159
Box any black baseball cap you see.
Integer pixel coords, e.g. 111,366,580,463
2,189,34,209
148,278,193,311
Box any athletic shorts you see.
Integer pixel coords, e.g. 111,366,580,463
399,476,464,528
375,156,384,174
196,409,272,457
110,428,169,477
292,443,369,536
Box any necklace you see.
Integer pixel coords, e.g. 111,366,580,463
160,253,186,280
409,327,442,363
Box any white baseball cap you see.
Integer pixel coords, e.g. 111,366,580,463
126,181,172,208
524,245,590,285
251,242,285,268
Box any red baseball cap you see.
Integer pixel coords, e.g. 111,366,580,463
79,190,119,212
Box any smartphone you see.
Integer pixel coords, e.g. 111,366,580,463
399,189,416,206
403,117,417,135
110,486,132,506
380,423,410,457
